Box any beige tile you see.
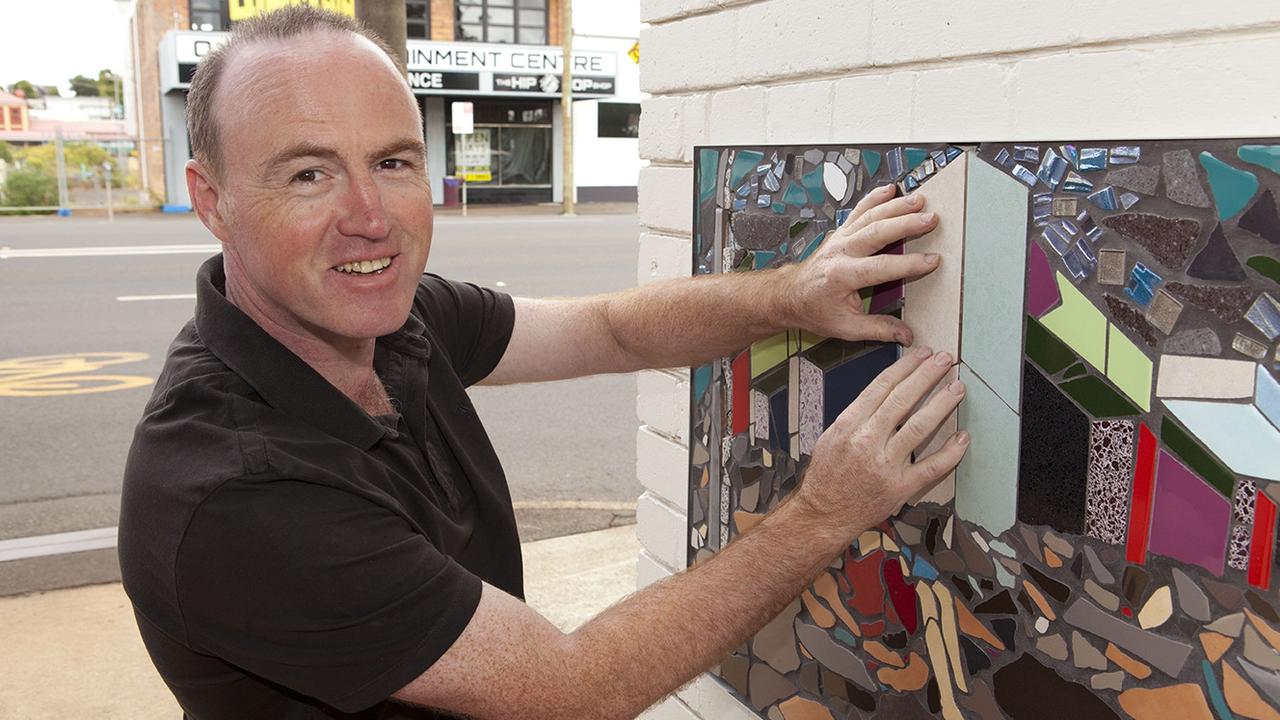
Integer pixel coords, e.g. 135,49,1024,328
1155,355,1256,399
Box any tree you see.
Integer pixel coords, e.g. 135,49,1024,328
0,141,13,164
2,168,58,207
69,74,100,97
10,80,38,98
96,69,123,99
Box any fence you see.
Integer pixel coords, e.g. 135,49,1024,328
0,130,153,217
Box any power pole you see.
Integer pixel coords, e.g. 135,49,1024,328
560,0,574,215
356,0,408,73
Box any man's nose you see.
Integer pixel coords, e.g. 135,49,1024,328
337,171,391,240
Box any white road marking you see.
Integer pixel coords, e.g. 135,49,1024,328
511,500,636,511
0,244,220,259
117,293,197,302
0,526,118,563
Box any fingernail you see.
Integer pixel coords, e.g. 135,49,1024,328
926,253,940,265
956,431,970,445
914,345,932,359
949,380,966,395
934,351,952,366
907,194,922,205
897,331,912,346
920,212,936,224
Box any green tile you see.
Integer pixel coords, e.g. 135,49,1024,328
1063,363,1088,379
1025,315,1078,375
956,364,1020,536
789,221,809,238
1161,416,1235,497
1248,255,1280,285
1105,324,1153,412
1059,375,1141,418
751,332,788,378
1039,272,1108,370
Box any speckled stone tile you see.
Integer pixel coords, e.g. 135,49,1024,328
1085,420,1134,545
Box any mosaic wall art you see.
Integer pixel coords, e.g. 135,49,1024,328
688,139,1280,719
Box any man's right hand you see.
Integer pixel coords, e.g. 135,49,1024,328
792,345,968,554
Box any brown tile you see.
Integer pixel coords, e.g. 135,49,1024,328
877,651,929,691
1117,683,1213,720
1200,632,1234,663
1097,249,1127,286
1107,642,1153,680
1145,289,1185,335
1223,662,1280,720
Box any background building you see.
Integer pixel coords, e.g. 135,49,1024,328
122,0,640,208
632,2,1280,719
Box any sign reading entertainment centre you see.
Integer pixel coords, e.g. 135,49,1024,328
407,41,617,99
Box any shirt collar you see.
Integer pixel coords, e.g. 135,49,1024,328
194,254,428,450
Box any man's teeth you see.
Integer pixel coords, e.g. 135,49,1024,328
334,257,392,274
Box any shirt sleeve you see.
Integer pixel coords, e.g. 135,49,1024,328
175,477,482,713
413,274,515,387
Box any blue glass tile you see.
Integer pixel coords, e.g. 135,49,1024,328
1011,164,1038,187
1033,193,1053,226
994,148,1013,168
1110,146,1141,164
1060,144,1079,169
946,146,963,162
1056,218,1080,237
1120,192,1140,210
1257,365,1280,430
836,208,852,227
762,170,781,193
798,208,815,220
1124,262,1163,307
1061,172,1094,194
1246,293,1280,341
735,181,752,197
1043,225,1072,256
1079,148,1108,171
756,194,772,208
1076,238,1096,264
732,198,747,211
768,387,789,453
1014,145,1041,163
903,175,920,191
931,149,948,168
1037,147,1070,190
1075,212,1102,242
1088,185,1119,211
887,147,907,179
1063,247,1089,280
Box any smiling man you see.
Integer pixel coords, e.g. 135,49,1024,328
119,7,969,720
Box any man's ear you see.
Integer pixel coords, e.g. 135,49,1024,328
186,159,231,242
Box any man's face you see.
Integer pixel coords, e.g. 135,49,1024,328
206,31,432,345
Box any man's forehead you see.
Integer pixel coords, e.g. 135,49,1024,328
224,29,393,95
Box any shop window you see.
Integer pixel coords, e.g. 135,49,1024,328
597,103,639,139
189,0,228,31
456,0,547,45
406,0,430,39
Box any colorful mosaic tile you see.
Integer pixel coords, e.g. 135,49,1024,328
689,140,1280,720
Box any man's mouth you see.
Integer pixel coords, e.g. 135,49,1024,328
332,256,394,275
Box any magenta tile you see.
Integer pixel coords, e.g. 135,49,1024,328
1147,449,1231,576
1026,238,1060,318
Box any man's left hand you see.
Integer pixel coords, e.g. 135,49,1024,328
772,183,942,347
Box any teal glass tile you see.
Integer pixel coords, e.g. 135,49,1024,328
693,364,711,401
1239,144,1280,173
962,156,1030,410
864,150,882,178
783,181,808,207
956,364,1020,536
802,167,825,204
906,147,929,172
1199,151,1259,220
796,233,826,262
729,150,763,189
699,149,719,202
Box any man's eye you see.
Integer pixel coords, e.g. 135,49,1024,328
293,169,320,183
380,158,408,170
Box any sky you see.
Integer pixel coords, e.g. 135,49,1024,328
0,0,131,94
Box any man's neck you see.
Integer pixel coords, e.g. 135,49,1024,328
224,269,391,416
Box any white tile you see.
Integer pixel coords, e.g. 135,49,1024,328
1156,355,1256,399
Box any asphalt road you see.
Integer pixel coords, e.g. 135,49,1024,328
0,207,643,593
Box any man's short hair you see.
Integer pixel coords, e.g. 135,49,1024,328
186,5,403,177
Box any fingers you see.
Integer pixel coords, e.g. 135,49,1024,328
842,184,897,229
837,312,913,346
831,345,933,430
867,350,956,434
844,253,941,289
886,376,966,459
905,431,970,490
846,211,938,257
846,192,925,236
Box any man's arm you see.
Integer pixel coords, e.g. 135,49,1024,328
394,346,968,719
480,185,939,385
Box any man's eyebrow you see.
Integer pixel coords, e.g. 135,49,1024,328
369,138,427,163
260,142,341,172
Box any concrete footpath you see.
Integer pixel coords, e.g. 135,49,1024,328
0,525,640,719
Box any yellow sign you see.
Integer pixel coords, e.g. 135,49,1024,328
627,41,640,64
0,352,153,398
228,0,355,22
462,171,492,183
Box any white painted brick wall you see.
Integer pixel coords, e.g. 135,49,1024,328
634,2,1280,715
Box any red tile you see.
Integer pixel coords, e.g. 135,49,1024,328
1125,423,1159,564
731,351,750,435
1250,493,1277,589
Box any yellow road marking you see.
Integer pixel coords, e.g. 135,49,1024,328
0,352,153,398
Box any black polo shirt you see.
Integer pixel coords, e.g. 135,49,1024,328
119,255,522,719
